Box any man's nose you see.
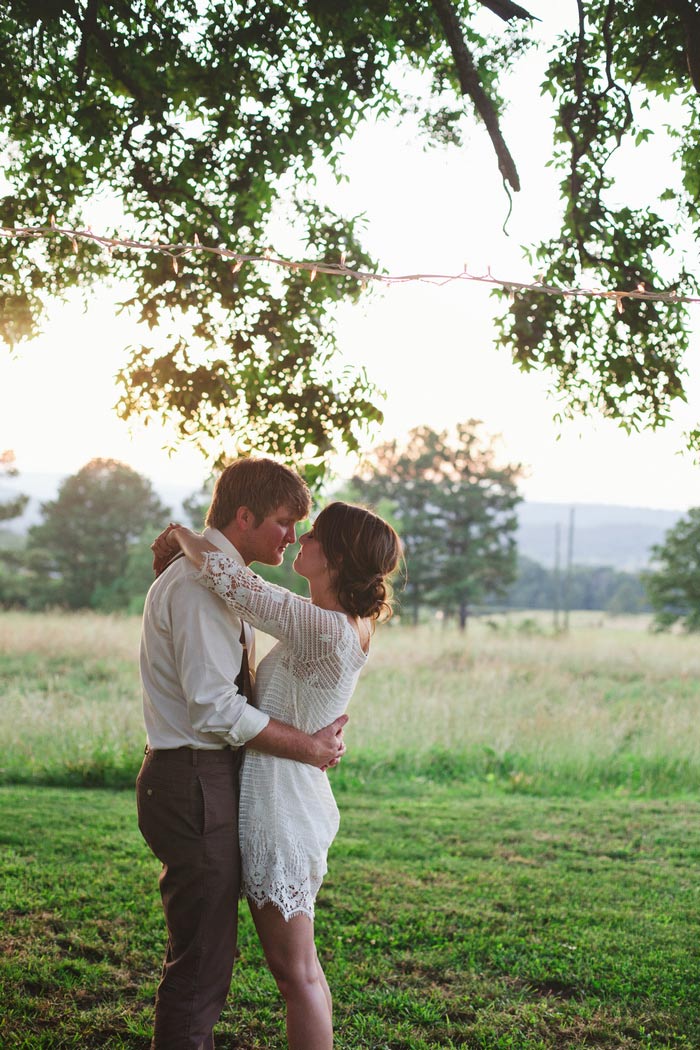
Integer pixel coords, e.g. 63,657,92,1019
286,524,297,543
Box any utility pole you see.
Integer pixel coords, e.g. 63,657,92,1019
553,522,561,631
563,506,575,632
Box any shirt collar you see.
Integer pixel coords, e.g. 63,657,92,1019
203,527,246,568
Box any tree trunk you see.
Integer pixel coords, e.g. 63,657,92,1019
458,601,469,631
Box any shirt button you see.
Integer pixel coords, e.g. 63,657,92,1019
146,788,153,796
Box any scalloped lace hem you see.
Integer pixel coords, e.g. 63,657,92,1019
242,834,326,921
245,889,315,922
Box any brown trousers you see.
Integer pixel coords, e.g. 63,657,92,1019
136,746,243,1050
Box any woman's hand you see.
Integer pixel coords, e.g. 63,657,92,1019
151,524,218,576
151,523,184,576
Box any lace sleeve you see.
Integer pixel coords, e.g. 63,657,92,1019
195,551,351,659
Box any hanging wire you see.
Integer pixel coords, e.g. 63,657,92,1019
1,223,698,308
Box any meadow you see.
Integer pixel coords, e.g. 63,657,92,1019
1,610,699,1048
2,609,699,794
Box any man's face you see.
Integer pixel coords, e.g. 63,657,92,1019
248,504,301,566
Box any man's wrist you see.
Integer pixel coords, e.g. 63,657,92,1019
291,726,322,766
301,732,322,765
247,718,321,766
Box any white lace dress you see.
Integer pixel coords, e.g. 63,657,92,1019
196,551,368,921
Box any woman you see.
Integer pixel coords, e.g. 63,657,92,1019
151,501,401,1050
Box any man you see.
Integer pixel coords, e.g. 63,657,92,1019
136,457,347,1050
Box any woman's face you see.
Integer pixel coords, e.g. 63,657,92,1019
293,524,328,581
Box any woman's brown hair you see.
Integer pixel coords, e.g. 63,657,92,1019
312,502,402,622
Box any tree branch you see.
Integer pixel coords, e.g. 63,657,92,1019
662,0,700,94
477,0,536,23
89,22,155,104
75,0,99,92
430,0,520,190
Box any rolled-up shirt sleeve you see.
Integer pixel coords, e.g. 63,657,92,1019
169,573,270,746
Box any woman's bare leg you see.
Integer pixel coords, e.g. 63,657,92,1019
248,900,333,1050
316,955,332,1021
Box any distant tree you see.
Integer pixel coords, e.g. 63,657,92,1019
351,427,448,623
91,527,160,614
564,564,649,614
353,422,521,627
27,458,170,609
429,424,522,628
500,555,554,610
0,450,30,607
500,556,649,615
0,548,59,610
182,478,214,531
605,575,649,616
0,450,29,523
645,509,700,631
565,565,619,612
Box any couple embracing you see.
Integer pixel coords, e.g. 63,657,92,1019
136,457,401,1050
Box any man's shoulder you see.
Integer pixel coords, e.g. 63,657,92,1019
147,558,242,622
149,555,197,590
145,558,204,611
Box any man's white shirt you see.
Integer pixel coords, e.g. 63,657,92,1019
140,527,271,749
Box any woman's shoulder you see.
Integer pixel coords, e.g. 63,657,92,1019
329,611,370,659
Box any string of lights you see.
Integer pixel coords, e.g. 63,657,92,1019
1,223,699,311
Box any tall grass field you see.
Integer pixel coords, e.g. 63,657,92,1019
1,610,699,1048
2,609,699,794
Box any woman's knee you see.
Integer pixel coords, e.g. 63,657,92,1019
267,953,321,998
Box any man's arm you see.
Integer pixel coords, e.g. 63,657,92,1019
247,714,348,769
168,572,346,764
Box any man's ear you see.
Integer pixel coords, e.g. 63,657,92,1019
235,505,255,531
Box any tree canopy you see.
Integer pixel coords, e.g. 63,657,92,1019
351,421,522,626
0,450,29,523
2,1,699,476
26,457,170,608
497,0,700,450
645,507,700,631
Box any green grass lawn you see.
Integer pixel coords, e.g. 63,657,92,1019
2,612,700,1046
1,783,699,1049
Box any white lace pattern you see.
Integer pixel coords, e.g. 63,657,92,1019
196,552,367,920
